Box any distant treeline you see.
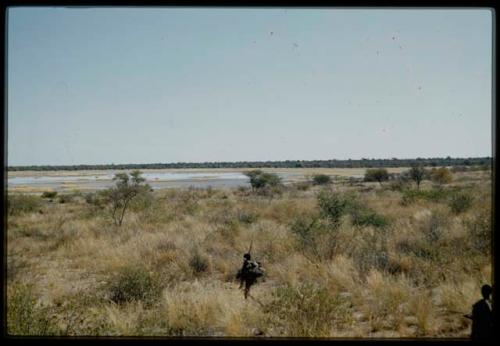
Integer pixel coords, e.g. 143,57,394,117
7,157,492,171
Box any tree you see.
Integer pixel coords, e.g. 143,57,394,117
408,165,427,190
364,168,389,186
312,174,332,185
105,170,151,226
430,167,453,186
244,170,282,190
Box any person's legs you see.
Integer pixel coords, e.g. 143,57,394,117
244,278,256,299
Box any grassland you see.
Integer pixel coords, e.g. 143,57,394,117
6,168,491,337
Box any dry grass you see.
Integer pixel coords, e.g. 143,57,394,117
6,169,491,338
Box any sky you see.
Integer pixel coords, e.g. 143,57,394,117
7,8,493,166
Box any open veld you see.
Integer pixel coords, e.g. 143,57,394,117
6,168,491,337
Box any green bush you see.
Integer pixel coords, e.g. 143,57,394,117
400,188,450,205
316,189,350,228
7,283,59,335
41,191,58,199
245,170,282,190
7,194,41,215
263,283,352,337
448,193,473,214
129,190,154,212
350,207,389,228
312,174,332,185
364,168,389,185
107,265,158,305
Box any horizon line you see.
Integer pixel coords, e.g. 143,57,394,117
6,156,492,168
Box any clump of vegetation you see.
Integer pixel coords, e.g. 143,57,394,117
420,211,447,243
7,283,60,335
294,181,312,191
464,208,491,254
449,193,473,214
350,207,389,229
236,209,259,224
316,189,350,228
387,178,411,192
364,168,389,186
58,194,75,204
400,188,450,205
429,167,453,186
84,191,104,206
107,265,159,305
41,191,58,199
7,194,41,215
290,213,323,253
189,250,210,275
264,283,352,337
244,170,282,191
349,232,392,275
312,174,332,185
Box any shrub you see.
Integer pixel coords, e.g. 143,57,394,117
236,209,259,224
7,194,41,215
263,283,352,337
449,193,473,214
244,170,282,190
189,250,210,275
7,283,59,335
350,207,389,228
387,178,410,192
107,265,158,305
290,213,322,251
84,192,100,206
420,211,446,243
312,174,332,185
129,189,154,212
58,194,74,204
294,182,312,191
430,167,453,185
364,168,389,185
41,191,58,199
316,189,349,228
349,233,391,275
465,209,491,254
400,188,450,206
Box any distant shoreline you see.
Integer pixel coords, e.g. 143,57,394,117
6,157,492,172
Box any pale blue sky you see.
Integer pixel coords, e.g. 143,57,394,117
7,8,493,166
